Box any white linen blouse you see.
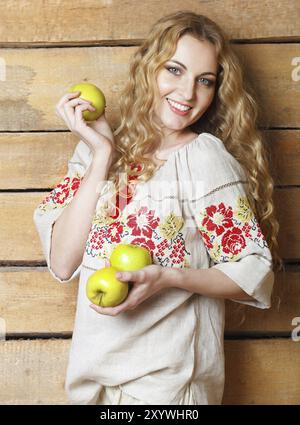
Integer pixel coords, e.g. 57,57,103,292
33,132,274,405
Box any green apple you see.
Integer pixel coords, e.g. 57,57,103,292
86,266,129,307
110,244,152,272
69,82,106,121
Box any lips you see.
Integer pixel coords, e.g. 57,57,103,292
167,98,192,108
166,98,192,116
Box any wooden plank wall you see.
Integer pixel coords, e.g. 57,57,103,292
0,0,299,405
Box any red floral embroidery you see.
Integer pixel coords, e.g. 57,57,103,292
170,238,186,264
127,206,159,238
56,188,69,205
130,163,143,173
71,177,81,192
60,176,70,190
199,231,213,250
202,203,233,236
156,239,168,257
89,228,106,251
197,197,268,262
242,223,252,238
106,221,124,244
130,238,156,260
85,163,190,267
222,227,246,255
39,175,82,211
85,201,190,267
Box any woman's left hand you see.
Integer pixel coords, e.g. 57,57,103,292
89,263,167,316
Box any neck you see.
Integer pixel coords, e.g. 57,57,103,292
159,129,188,150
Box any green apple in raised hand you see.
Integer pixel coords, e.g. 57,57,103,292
69,82,106,121
86,266,128,307
110,244,152,272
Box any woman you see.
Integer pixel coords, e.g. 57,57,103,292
33,10,281,405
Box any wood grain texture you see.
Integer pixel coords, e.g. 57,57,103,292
0,338,299,404
0,0,299,45
266,130,300,186
0,193,48,262
233,44,300,128
223,339,300,405
1,130,299,189
0,268,298,335
274,189,300,261
0,132,78,189
0,44,299,131
0,339,69,405
0,268,78,334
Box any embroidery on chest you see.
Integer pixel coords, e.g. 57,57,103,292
84,163,191,267
85,206,191,268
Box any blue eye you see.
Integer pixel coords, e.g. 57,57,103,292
165,66,214,87
198,77,214,87
167,66,180,75
166,66,181,76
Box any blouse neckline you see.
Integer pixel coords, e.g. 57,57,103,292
153,132,205,172
110,132,208,220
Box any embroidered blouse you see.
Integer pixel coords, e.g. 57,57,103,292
33,132,274,405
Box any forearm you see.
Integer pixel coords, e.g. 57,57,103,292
163,267,255,301
50,151,113,279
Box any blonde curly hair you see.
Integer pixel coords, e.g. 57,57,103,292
104,10,282,286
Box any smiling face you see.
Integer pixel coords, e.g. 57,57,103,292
154,34,218,141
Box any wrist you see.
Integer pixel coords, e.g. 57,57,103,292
160,266,183,289
92,149,114,169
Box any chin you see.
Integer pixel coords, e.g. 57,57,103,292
162,119,189,131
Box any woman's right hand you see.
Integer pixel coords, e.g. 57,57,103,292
55,91,115,156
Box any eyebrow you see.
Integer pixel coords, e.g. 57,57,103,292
168,59,217,78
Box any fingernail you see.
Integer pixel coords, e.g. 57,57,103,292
116,273,122,279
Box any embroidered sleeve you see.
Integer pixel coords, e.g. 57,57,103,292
37,173,83,214
196,195,268,263
33,140,92,283
194,182,274,309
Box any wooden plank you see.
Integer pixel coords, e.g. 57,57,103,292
0,339,69,404
0,0,298,45
223,339,300,405
0,193,49,262
0,338,298,404
0,46,130,132
0,44,299,131
233,44,300,128
266,130,300,186
274,189,300,261
0,132,78,189
1,130,300,189
0,269,298,334
0,268,78,334
0,189,298,262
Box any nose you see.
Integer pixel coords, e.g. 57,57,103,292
179,75,196,101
